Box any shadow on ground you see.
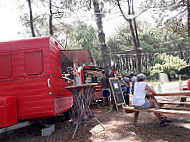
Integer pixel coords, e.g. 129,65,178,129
2,105,190,142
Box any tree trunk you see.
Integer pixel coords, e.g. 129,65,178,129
188,0,190,37
187,0,190,52
116,0,141,72
92,0,111,75
133,20,141,72
49,0,53,35
93,0,115,110
27,0,35,37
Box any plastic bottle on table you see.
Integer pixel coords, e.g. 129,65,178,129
158,83,162,93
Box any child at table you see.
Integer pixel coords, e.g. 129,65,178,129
132,73,173,127
73,68,82,85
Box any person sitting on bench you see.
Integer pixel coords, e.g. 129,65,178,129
132,73,173,127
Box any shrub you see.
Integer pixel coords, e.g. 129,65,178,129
149,54,187,80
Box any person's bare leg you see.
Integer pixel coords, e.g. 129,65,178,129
108,98,111,106
148,99,164,121
149,102,162,121
154,112,162,121
103,98,106,107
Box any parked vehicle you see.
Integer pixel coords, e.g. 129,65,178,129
78,66,117,99
78,66,103,99
0,36,92,131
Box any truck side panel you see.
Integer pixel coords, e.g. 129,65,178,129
0,76,53,120
52,77,73,115
13,37,51,79
0,39,54,120
49,37,73,115
0,37,73,123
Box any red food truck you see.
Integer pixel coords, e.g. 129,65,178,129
78,66,103,99
78,66,117,99
0,36,93,130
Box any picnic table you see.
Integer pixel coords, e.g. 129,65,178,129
65,83,105,139
155,90,190,96
180,86,189,102
154,90,190,108
124,90,190,126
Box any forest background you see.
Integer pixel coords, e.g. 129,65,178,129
0,0,190,80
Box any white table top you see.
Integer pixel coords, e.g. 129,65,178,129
65,83,98,89
155,90,190,96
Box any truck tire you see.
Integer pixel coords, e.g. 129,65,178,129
0,132,7,140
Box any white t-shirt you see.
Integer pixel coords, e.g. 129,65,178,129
132,82,147,106
74,74,82,85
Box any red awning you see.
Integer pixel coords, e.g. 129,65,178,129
60,49,93,64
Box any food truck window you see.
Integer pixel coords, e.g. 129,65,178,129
0,54,12,79
24,50,43,75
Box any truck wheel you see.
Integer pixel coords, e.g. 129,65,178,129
65,109,74,120
0,132,7,140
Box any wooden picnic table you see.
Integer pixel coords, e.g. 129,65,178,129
124,90,190,126
65,83,104,139
154,91,190,107
155,90,190,96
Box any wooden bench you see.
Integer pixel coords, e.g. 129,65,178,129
159,101,190,105
159,101,190,107
123,106,190,126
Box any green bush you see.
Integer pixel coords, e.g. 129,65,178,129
149,54,187,80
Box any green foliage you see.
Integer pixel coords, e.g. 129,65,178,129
140,31,163,52
107,23,133,53
66,20,101,62
19,0,76,37
107,22,165,53
154,54,165,65
149,54,188,80
67,21,97,49
140,0,188,40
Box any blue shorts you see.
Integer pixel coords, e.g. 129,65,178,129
103,89,110,98
134,100,151,109
121,86,127,92
126,87,130,94
121,87,130,94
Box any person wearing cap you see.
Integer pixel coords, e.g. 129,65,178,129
136,72,140,75
122,74,130,105
130,73,137,95
118,76,129,106
132,73,173,127
122,74,130,94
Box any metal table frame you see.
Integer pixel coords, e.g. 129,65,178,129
66,83,105,139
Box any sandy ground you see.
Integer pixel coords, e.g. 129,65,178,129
1,81,190,142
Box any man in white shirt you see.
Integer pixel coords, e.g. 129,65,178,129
132,74,173,127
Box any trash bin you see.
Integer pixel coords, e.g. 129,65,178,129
0,96,17,128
